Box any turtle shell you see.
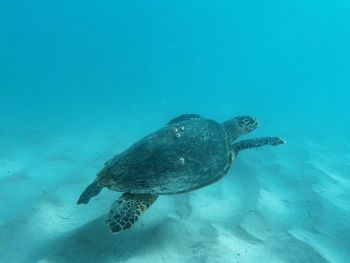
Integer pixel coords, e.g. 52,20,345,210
98,116,233,195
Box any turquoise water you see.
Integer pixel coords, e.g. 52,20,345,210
1,1,349,262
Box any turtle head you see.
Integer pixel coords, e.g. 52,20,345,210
223,116,260,141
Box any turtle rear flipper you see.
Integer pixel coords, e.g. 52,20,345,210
77,181,102,204
107,193,158,233
233,137,285,154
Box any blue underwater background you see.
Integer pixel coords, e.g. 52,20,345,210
0,0,349,262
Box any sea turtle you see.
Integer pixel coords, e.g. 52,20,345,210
77,114,285,233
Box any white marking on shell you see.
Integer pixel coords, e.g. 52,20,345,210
179,125,185,131
179,157,185,165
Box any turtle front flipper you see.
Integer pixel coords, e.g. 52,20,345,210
233,137,285,154
106,193,158,233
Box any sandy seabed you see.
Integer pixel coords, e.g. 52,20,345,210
1,124,349,263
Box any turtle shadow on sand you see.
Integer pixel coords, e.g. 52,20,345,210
35,215,166,263
33,114,285,262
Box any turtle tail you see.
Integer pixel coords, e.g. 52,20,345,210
233,137,285,154
77,180,103,205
